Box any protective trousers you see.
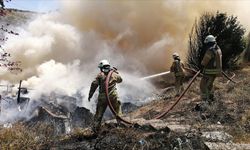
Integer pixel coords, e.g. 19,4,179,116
175,75,184,96
93,91,121,131
200,75,216,102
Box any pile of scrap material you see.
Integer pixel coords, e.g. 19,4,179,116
27,107,69,135
71,107,94,129
26,98,94,135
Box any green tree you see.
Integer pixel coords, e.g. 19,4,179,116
187,12,246,70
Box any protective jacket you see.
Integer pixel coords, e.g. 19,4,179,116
170,60,185,77
201,44,222,75
88,70,122,100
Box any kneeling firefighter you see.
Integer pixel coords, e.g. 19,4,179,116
200,35,222,103
88,59,122,132
170,52,185,97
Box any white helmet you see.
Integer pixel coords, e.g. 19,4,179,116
204,35,216,44
173,52,180,59
98,59,110,68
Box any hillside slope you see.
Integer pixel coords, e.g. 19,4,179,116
45,64,250,150
1,64,248,149
0,8,35,25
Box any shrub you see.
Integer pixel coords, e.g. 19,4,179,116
187,12,246,70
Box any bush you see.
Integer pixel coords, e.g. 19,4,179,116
187,12,246,70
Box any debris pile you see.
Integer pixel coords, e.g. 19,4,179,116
51,122,209,150
26,96,94,135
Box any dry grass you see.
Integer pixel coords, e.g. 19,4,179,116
130,64,250,144
0,123,56,149
231,129,250,144
0,124,37,149
229,109,250,143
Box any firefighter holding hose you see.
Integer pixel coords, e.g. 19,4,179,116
200,35,222,103
88,59,122,132
170,53,185,97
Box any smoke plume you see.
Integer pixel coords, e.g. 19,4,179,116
60,0,250,72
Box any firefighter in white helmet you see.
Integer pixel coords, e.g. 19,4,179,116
200,35,222,103
170,52,185,97
88,59,123,132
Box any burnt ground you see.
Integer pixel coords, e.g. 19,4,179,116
49,123,208,150
1,64,250,149
43,65,250,149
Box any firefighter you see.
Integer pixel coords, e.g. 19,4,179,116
170,52,185,97
0,0,4,8
200,35,222,103
88,59,122,132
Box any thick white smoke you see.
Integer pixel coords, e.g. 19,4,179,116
0,11,156,123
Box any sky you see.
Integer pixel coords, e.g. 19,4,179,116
5,0,60,12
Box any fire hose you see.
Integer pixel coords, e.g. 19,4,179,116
105,68,238,125
105,69,133,125
154,70,201,119
105,70,201,124
222,71,237,84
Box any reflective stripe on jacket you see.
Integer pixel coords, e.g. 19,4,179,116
203,68,221,75
201,44,222,75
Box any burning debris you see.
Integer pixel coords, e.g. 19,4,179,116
25,105,93,135
0,82,94,135
25,95,94,135
50,122,209,150
121,102,139,114
27,107,69,135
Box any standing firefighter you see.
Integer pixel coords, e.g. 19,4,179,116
0,0,4,8
88,59,122,132
200,35,222,103
170,53,185,97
